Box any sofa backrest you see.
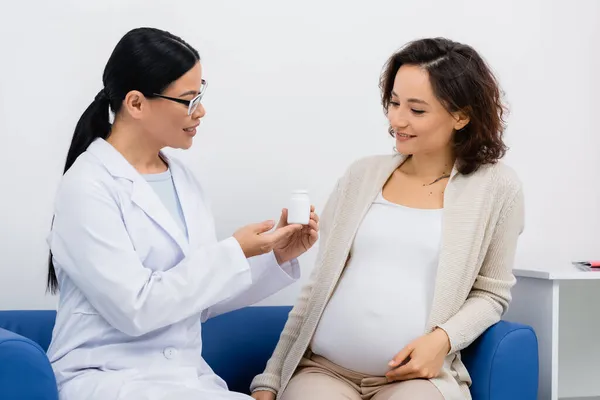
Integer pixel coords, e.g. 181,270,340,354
0,310,56,352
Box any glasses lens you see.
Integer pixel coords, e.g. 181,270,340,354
188,81,207,115
188,96,200,115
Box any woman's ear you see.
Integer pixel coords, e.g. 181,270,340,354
123,90,147,120
453,109,470,131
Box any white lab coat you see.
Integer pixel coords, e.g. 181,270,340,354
46,138,300,400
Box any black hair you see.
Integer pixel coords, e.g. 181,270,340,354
47,27,200,294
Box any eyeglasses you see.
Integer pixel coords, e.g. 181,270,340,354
151,79,207,115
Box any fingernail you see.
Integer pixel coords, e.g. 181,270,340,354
388,361,395,366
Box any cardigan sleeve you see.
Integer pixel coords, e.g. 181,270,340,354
437,186,524,353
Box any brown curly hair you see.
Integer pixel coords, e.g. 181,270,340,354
380,37,508,175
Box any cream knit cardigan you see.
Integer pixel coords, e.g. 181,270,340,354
251,153,524,400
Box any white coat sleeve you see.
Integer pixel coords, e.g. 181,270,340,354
49,177,254,337
200,252,300,322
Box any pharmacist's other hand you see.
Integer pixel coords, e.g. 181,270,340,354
233,220,301,259
273,206,319,264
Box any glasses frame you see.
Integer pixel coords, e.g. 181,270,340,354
151,79,207,115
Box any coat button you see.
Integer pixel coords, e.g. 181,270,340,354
152,272,163,281
163,347,178,359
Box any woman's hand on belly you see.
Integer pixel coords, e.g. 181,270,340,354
385,328,451,382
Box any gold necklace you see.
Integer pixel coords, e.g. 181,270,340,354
423,173,450,186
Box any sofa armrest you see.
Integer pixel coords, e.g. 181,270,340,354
0,327,58,400
461,321,538,400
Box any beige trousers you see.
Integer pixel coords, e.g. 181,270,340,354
280,353,444,400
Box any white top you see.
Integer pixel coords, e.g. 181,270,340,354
143,169,188,238
311,191,443,375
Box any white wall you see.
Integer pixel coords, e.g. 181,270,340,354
0,1,598,312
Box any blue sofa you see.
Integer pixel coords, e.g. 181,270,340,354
0,306,538,399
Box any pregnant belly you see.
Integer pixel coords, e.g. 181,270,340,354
310,293,428,376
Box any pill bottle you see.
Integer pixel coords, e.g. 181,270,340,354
287,190,310,225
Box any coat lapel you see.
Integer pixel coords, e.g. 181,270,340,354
87,139,189,255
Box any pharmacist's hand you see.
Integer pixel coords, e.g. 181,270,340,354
233,220,301,259
273,206,319,264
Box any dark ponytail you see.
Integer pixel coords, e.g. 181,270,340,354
63,90,111,173
47,27,200,294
